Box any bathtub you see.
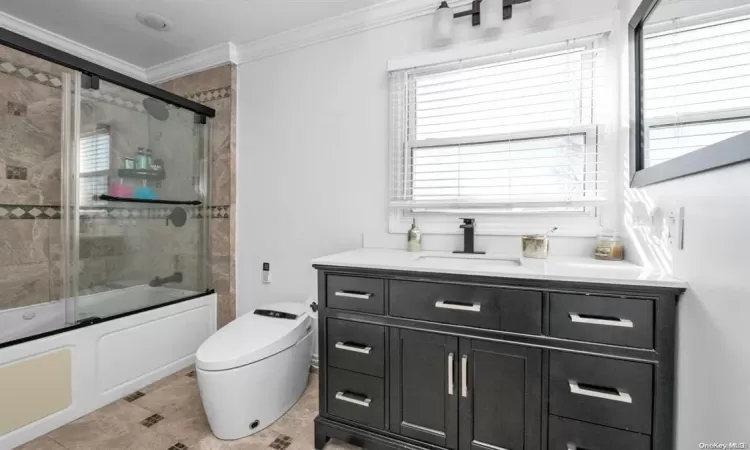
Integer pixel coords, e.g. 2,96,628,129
0,290,216,449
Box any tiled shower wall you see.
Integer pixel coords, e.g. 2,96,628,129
0,44,65,310
159,65,237,328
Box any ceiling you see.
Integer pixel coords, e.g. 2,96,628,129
0,0,388,68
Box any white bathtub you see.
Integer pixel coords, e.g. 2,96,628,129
0,286,202,347
0,291,216,449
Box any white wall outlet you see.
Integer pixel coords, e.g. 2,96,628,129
262,262,271,284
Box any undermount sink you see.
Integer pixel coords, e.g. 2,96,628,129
414,254,523,269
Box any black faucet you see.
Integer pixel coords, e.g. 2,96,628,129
453,218,485,254
149,271,183,287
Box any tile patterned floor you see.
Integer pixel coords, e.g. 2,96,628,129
16,368,361,450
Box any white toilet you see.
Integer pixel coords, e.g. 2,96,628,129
195,302,314,440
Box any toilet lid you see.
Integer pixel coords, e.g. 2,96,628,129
196,302,311,371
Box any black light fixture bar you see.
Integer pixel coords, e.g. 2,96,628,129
452,0,532,26
0,27,216,118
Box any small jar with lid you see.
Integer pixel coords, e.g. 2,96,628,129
594,229,624,261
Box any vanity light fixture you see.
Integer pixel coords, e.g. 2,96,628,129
432,0,534,44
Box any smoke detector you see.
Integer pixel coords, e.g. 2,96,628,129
136,12,173,32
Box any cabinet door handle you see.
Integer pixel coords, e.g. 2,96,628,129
461,355,468,397
569,381,632,404
567,445,591,450
435,300,481,312
335,291,372,300
569,313,633,328
335,391,372,407
335,342,372,355
448,353,454,395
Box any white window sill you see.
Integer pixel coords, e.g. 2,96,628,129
389,210,599,237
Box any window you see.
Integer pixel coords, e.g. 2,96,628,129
643,13,750,167
388,35,609,231
79,127,110,204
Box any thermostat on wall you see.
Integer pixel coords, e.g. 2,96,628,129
262,262,271,284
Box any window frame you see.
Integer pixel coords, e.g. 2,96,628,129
629,0,750,187
389,37,609,236
78,126,112,206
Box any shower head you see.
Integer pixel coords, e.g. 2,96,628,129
143,97,169,121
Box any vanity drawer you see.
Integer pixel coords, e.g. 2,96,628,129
327,275,385,315
389,280,542,334
548,415,651,450
327,367,385,430
549,293,654,349
327,318,386,377
549,351,653,434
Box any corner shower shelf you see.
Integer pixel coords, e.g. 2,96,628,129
117,169,166,181
99,195,202,206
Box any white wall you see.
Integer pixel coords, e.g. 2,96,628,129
618,0,750,445
235,0,618,315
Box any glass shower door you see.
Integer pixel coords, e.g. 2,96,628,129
63,76,211,323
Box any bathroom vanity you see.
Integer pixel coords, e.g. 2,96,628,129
312,249,686,450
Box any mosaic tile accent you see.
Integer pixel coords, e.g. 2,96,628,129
270,435,293,450
186,87,231,104
87,89,146,114
7,101,27,116
141,413,165,428
185,370,196,378
5,165,28,180
0,205,229,220
211,206,229,218
0,204,60,219
167,444,189,450
123,391,146,402
0,57,63,89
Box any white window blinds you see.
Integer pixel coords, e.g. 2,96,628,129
79,128,110,204
389,34,609,211
643,10,750,167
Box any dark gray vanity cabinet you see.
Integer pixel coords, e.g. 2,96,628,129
313,266,683,450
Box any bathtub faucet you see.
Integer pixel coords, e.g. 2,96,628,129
149,271,183,287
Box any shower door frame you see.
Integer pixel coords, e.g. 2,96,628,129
0,25,217,327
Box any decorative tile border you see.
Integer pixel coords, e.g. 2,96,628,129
0,204,61,219
186,87,231,104
0,204,230,220
0,57,63,88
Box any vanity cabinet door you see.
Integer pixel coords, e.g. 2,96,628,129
459,339,542,450
389,329,459,449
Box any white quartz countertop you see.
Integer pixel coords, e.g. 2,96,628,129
312,248,687,289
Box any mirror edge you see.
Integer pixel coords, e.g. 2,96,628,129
628,0,750,188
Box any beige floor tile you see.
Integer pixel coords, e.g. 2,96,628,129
141,366,195,394
133,377,203,417
13,436,66,450
93,425,178,450
192,427,280,450
47,400,153,450
147,407,212,447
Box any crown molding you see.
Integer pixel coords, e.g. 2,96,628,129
234,0,472,64
0,11,147,80
146,42,238,84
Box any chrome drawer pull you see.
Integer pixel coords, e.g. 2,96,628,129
569,313,633,328
448,353,454,395
335,291,372,300
335,342,372,354
569,381,632,404
335,391,371,407
461,355,468,397
435,300,481,312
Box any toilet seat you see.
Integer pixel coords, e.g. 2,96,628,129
196,302,310,372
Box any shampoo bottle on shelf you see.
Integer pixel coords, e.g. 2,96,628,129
136,147,148,170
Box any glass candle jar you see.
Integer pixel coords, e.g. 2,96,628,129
595,230,624,261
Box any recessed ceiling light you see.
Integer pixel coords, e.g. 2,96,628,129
136,12,173,32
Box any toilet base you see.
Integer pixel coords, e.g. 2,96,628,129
197,328,314,440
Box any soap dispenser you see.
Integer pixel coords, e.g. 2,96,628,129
407,218,423,252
